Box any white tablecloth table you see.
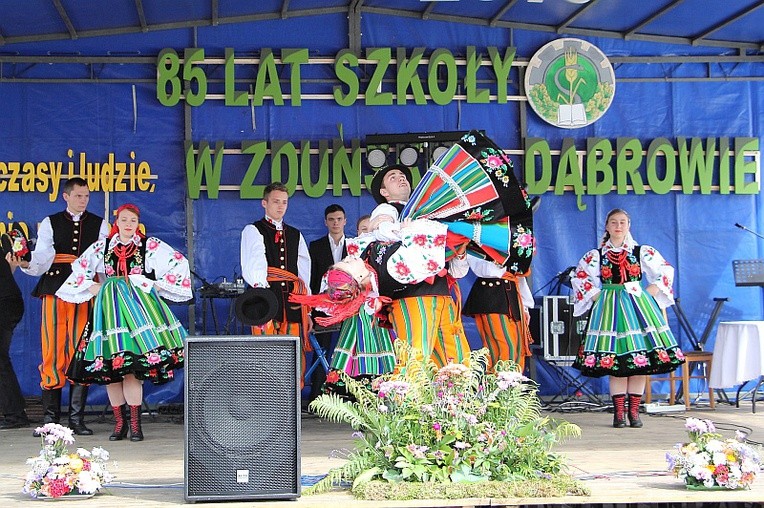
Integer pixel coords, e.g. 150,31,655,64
709,321,764,412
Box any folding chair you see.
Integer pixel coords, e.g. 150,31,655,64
303,325,337,384
646,297,728,409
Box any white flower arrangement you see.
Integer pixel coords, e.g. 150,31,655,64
22,423,113,499
666,417,760,490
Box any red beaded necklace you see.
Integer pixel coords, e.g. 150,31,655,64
605,249,628,282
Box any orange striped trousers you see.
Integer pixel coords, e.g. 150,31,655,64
474,313,531,372
252,321,306,388
388,295,470,369
39,295,90,389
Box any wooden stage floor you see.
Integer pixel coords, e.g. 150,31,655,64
1,399,762,507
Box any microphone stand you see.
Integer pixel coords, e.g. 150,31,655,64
735,223,764,241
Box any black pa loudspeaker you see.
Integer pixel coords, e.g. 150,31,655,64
184,336,301,502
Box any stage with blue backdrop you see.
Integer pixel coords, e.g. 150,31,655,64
1,1,763,408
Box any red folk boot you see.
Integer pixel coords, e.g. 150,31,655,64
611,393,627,428
109,405,129,441
128,405,144,442
628,393,644,428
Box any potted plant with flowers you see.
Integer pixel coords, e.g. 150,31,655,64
22,423,113,499
305,346,587,500
666,417,760,490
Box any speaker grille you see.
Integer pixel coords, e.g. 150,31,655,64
185,336,300,501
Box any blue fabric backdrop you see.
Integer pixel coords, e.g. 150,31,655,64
1,14,762,405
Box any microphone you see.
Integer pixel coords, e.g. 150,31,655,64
735,223,764,240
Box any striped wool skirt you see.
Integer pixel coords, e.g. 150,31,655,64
67,277,186,385
330,310,396,376
572,284,685,378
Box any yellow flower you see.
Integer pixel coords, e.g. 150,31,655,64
69,457,84,473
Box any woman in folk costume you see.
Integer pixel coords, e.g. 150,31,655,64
325,219,396,385
290,256,396,392
570,208,684,429
57,204,191,441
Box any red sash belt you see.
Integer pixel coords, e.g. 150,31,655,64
53,254,78,264
501,269,534,356
267,267,312,352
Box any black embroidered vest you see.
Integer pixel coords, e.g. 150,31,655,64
362,241,450,299
253,219,302,322
32,211,103,297
599,246,642,285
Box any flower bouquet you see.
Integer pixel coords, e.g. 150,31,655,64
23,423,113,499
666,417,760,490
306,345,584,499
1,222,33,261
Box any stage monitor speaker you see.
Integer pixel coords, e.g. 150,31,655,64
541,295,588,365
184,336,301,502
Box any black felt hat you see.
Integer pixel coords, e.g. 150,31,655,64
369,164,413,204
234,288,279,326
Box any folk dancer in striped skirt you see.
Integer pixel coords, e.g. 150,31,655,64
290,256,396,394
20,177,110,436
324,216,396,387
570,208,684,429
57,204,191,441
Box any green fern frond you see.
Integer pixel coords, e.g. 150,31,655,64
304,454,375,495
309,393,368,430
548,420,582,441
338,372,379,409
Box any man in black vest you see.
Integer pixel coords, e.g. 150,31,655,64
240,182,311,380
20,177,109,435
307,204,347,404
366,165,471,368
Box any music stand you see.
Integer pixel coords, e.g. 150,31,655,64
733,259,764,289
535,358,604,408
670,297,729,405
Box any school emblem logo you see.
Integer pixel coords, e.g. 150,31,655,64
525,38,615,129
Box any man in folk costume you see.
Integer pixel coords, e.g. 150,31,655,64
370,131,536,373
364,165,471,368
462,191,538,374
463,254,534,373
240,182,312,381
20,177,110,436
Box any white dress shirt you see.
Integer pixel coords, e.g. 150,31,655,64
328,235,346,264
22,210,110,277
240,215,311,292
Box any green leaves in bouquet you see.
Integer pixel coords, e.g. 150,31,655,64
305,344,581,496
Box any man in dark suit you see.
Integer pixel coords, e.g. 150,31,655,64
307,204,347,405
